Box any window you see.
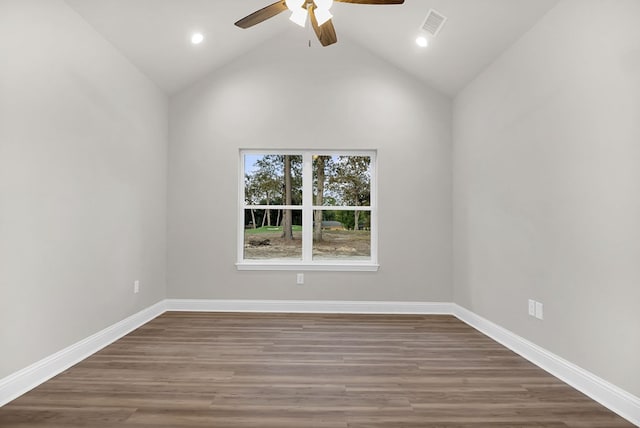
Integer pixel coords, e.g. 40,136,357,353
237,150,378,271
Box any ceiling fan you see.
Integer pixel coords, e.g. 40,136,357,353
235,0,405,47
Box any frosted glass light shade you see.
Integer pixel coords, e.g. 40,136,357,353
285,0,305,11
289,8,308,27
315,0,333,9
315,7,333,26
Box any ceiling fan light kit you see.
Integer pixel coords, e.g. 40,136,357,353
285,0,308,27
235,0,404,47
314,8,333,26
314,0,334,26
289,8,308,27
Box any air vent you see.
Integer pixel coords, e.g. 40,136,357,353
421,9,447,37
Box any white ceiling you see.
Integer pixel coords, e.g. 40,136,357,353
64,0,559,96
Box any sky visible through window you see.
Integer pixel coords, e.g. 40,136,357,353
244,154,343,176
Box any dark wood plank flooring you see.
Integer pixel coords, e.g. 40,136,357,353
0,312,634,427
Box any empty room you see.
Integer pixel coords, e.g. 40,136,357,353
1,0,639,426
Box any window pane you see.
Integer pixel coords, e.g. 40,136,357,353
313,155,371,207
245,154,302,206
312,210,371,260
244,209,302,260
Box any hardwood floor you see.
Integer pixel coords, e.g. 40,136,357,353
0,312,634,427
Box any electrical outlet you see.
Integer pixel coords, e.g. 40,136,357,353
528,299,536,316
296,273,304,285
535,301,544,320
134,280,140,294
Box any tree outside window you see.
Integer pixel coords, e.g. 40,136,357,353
238,150,377,270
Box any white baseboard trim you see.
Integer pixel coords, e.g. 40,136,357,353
0,300,167,407
165,299,453,314
453,304,640,427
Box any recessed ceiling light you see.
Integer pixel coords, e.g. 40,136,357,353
191,33,204,45
415,35,428,48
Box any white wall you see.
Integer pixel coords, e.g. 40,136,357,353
168,31,452,302
1,0,638,412
0,0,168,378
453,0,640,397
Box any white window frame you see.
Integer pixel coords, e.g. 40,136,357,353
237,149,378,271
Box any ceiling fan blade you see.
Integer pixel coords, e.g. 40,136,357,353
309,7,338,47
234,0,288,29
334,0,404,4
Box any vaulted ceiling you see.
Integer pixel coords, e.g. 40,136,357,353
64,0,559,96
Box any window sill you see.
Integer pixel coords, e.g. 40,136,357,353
236,262,379,272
